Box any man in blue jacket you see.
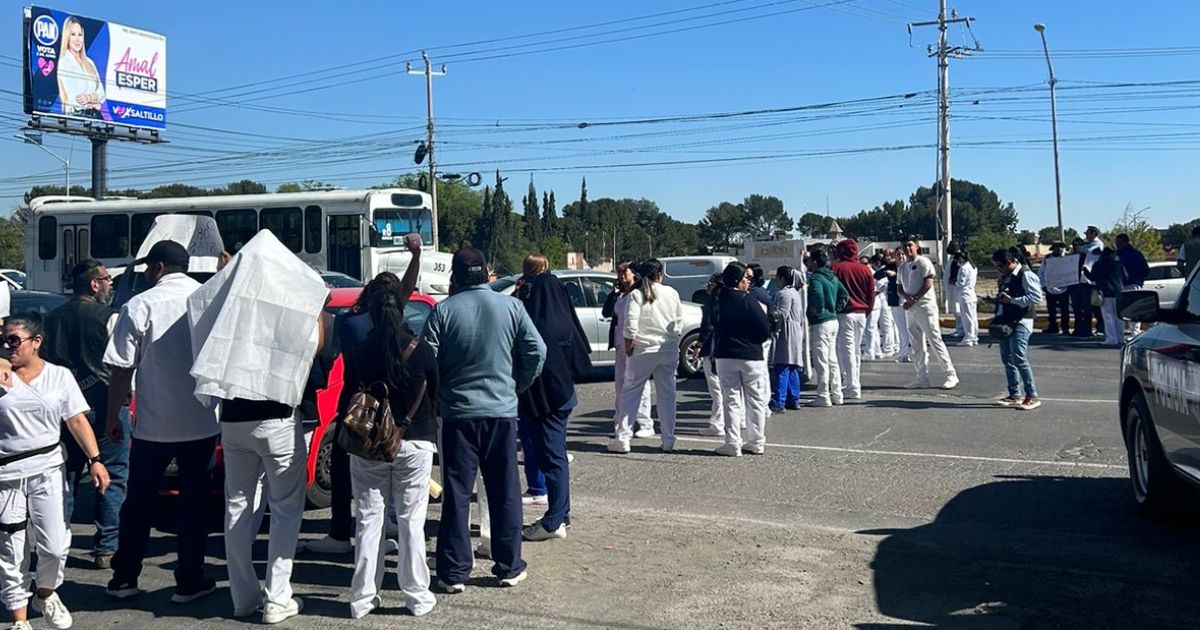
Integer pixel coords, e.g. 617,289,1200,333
422,247,546,592
1115,233,1149,337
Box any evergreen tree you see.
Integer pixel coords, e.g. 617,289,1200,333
475,186,496,264
523,177,541,243
541,191,558,239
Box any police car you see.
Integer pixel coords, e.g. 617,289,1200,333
1117,264,1200,516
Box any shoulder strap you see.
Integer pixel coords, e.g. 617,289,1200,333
401,338,420,362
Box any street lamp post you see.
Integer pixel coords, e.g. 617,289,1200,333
1034,23,1064,243
15,133,70,196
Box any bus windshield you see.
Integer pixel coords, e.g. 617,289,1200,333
372,208,433,248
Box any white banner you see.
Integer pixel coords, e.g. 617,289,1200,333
1042,254,1081,289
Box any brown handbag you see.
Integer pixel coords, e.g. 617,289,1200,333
336,339,425,462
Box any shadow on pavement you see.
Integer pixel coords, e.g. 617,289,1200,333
857,474,1200,630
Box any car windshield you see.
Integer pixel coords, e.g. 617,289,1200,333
322,273,362,288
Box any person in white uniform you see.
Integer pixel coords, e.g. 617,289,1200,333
861,255,889,360
187,232,328,624
954,250,979,346
943,242,964,337
0,313,110,630
603,262,654,440
898,236,960,390
609,259,683,454
692,273,727,436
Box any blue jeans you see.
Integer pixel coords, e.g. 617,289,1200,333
999,323,1037,398
527,406,572,532
64,407,131,556
436,418,526,583
771,365,803,408
516,416,546,496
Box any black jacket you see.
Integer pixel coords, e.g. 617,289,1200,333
713,288,772,361
42,298,117,411
518,274,592,419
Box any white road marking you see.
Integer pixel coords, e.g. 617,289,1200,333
673,436,1127,470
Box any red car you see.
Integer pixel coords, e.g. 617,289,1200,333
153,288,438,509
302,288,437,507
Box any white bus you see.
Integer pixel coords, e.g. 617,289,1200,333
25,188,455,296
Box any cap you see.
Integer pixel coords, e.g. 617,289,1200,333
1086,225,1100,233
134,240,190,269
451,246,487,276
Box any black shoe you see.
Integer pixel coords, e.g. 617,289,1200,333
785,404,802,411
170,577,217,604
93,553,113,570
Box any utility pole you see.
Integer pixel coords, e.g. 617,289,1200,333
15,133,69,196
408,52,446,250
1034,23,1064,243
909,0,978,256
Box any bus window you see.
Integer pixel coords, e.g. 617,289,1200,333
216,209,257,253
91,214,130,258
304,205,321,254
131,212,166,253
260,207,303,253
77,228,90,260
373,208,433,248
38,216,56,260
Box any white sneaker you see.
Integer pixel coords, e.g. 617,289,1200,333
32,592,72,629
9,621,31,630
262,597,303,624
234,592,266,618
699,425,725,437
904,379,932,389
942,375,960,389
522,521,567,541
896,355,912,363
474,541,492,559
606,439,631,454
301,535,352,554
742,444,765,455
521,491,548,506
806,398,831,408
499,571,528,587
714,444,742,457
566,452,574,463
385,539,400,555
633,428,656,439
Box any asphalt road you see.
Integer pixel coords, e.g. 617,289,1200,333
54,332,1200,629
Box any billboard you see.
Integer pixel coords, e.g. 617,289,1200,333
23,6,166,129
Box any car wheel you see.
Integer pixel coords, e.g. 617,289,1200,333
1125,392,1192,517
678,332,702,378
305,429,335,509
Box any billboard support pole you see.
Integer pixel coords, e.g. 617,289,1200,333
91,137,107,200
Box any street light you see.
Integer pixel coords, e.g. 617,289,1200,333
15,132,70,197
1034,23,1064,243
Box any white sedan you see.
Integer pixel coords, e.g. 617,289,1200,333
1144,262,1186,307
491,270,706,377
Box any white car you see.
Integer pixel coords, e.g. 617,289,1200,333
491,270,706,376
1145,262,1186,307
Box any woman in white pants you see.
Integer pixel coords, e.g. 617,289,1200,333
609,259,684,454
862,255,889,360
604,262,655,439
692,273,727,436
343,289,438,618
0,314,110,630
954,251,979,346
712,263,773,456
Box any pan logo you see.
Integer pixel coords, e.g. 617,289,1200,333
32,15,58,46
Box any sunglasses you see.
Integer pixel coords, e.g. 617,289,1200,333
4,335,33,348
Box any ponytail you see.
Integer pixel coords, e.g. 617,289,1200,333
634,258,663,303
368,289,413,387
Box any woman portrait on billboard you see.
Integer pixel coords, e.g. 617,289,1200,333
56,16,105,118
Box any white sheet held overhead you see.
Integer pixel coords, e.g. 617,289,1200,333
188,230,329,407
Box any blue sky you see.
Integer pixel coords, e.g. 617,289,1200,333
2,0,1199,232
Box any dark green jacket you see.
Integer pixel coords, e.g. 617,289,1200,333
807,268,848,325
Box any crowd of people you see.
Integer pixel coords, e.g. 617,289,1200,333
0,219,1181,628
